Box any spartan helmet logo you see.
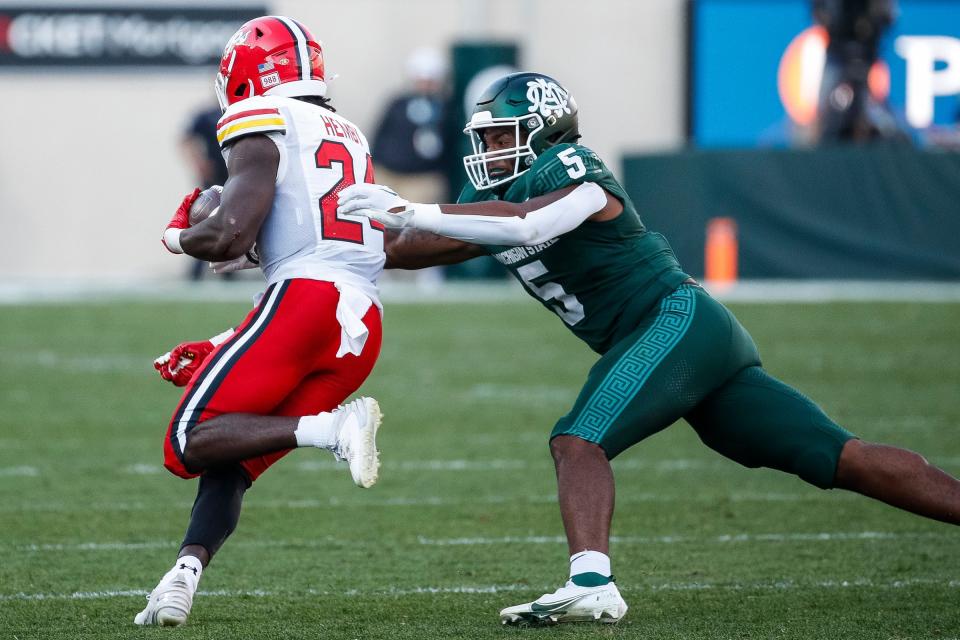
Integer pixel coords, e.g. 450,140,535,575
525,78,572,119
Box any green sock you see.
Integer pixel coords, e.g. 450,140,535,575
570,572,612,587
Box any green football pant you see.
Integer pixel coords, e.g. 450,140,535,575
551,284,854,489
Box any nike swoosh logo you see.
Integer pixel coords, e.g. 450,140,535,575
530,594,587,613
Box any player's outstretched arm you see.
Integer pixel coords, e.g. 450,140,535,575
383,229,485,270
166,136,279,261
338,182,621,247
438,185,583,218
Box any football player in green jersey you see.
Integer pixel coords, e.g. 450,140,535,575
337,72,960,626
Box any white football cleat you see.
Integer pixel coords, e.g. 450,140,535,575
133,567,196,627
499,580,628,626
332,397,382,488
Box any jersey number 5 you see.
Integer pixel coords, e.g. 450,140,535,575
558,148,586,179
517,260,585,326
315,140,383,244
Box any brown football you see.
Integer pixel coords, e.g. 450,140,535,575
188,185,223,226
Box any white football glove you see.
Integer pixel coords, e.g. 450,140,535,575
336,183,440,230
210,248,260,274
337,184,409,216
354,207,417,229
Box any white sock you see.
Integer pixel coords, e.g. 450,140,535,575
569,550,611,578
294,412,339,448
166,555,203,592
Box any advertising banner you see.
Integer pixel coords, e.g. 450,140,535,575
0,6,266,67
690,0,960,146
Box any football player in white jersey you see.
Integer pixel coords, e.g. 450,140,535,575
136,16,386,627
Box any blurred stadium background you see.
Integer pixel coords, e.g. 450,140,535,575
1,0,691,284
1,0,958,290
2,1,960,639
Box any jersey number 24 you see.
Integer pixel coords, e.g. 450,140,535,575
315,140,384,244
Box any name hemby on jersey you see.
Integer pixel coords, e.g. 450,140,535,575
493,239,559,265
320,114,362,144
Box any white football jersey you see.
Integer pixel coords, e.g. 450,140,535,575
216,95,385,304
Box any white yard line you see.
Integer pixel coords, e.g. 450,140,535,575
462,383,575,403
702,280,960,303
15,530,949,554
3,279,960,306
294,459,531,472
837,416,952,434
0,350,147,373
0,466,39,477
0,280,526,306
0,589,150,601
19,541,180,552
417,531,949,546
114,457,722,474
2,577,958,602
123,464,163,475
22,454,959,481
16,539,332,552
0,490,856,512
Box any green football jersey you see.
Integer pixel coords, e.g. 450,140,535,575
457,143,691,354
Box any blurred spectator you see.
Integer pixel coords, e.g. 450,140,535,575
812,0,910,143
371,47,451,201
181,103,231,280
371,47,452,286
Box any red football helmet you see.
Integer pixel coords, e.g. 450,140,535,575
215,15,327,111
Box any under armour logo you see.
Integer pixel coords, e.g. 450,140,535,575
179,563,199,576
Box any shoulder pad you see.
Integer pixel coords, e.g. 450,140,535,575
216,96,287,148
456,182,483,204
531,144,605,194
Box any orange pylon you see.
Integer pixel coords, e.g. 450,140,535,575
705,217,738,283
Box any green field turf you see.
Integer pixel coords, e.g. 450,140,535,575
1,298,958,639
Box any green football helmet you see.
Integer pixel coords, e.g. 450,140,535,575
463,72,580,190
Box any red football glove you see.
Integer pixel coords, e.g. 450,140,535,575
162,188,201,254
153,328,233,387
153,340,214,387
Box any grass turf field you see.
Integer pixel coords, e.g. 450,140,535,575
0,296,958,639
